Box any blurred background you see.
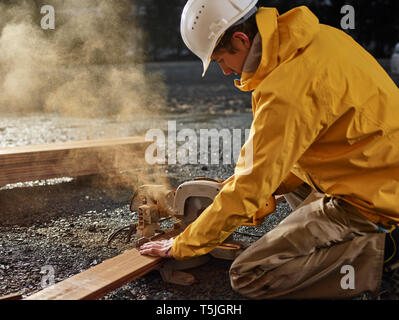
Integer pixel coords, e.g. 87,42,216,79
138,0,399,62
12,0,399,62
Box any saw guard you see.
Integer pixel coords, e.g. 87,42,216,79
173,180,222,218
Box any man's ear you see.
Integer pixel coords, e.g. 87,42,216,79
232,32,251,49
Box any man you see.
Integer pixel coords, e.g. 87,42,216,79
140,0,399,299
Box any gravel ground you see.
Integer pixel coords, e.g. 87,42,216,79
0,60,398,301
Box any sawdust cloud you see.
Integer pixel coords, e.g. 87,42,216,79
0,0,171,194
0,0,167,117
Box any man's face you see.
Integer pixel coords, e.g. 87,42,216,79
211,32,251,76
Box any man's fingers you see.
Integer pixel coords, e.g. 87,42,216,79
139,239,174,258
140,242,162,250
139,247,166,257
139,247,160,257
140,240,162,248
139,243,165,255
140,239,172,250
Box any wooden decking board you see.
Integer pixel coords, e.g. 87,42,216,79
25,230,180,300
0,136,148,155
25,249,162,300
0,137,150,185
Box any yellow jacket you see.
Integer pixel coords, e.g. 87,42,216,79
172,6,399,260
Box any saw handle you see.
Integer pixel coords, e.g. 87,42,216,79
242,196,276,227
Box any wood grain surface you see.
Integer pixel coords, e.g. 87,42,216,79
0,137,150,185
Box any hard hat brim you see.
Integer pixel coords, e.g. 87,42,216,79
202,58,211,77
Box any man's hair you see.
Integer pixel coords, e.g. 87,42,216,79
214,14,258,54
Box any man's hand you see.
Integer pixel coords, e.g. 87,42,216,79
139,238,174,258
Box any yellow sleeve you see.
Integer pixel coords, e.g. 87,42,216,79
172,89,329,260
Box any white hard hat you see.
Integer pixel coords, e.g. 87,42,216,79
181,0,258,77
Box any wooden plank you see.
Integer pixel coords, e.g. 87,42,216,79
0,292,23,300
25,249,162,300
0,137,151,185
25,230,180,300
0,136,148,155
25,240,171,300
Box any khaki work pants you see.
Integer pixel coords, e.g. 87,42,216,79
230,186,386,299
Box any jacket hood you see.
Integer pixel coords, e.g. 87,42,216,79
235,6,320,92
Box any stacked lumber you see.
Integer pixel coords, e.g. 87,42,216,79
0,137,151,186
